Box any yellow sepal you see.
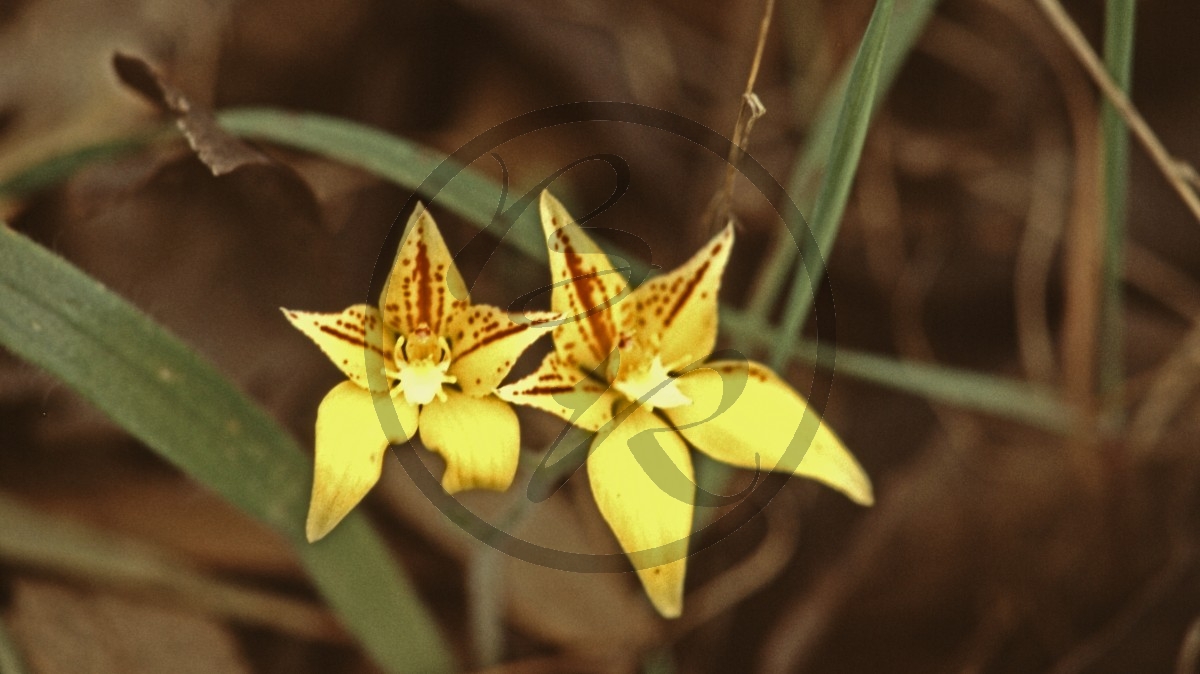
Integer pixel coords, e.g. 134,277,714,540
588,404,694,618
307,381,419,542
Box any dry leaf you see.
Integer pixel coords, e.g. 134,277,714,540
0,0,232,179
112,52,269,176
7,579,252,674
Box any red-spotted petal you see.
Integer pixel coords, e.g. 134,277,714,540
446,306,559,396
282,305,394,392
380,204,470,336
540,190,627,370
497,351,620,432
618,223,732,371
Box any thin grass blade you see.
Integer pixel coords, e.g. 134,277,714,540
720,310,1073,432
1099,0,1135,417
769,0,896,371
746,0,939,320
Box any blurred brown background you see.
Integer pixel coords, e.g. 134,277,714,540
3,0,1200,672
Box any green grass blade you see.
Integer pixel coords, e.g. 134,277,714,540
721,309,1073,432
826,346,1072,431
218,108,552,266
0,224,452,673
0,136,156,199
217,108,656,281
746,0,939,320
1099,0,1135,414
769,0,896,370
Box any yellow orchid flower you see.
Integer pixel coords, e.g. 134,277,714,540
284,204,557,542
499,191,874,618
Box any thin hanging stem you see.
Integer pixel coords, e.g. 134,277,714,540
712,0,776,230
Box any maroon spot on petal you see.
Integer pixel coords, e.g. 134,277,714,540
454,324,526,360
518,385,577,396
663,260,711,327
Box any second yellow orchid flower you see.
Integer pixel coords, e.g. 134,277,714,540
500,191,874,618
284,204,556,542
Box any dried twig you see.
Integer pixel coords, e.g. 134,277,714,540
1058,83,1102,421
983,0,1104,487
712,0,775,230
1124,244,1200,320
1122,247,1200,451
1014,125,1069,385
1031,0,1200,226
1129,324,1200,451
1003,0,1200,449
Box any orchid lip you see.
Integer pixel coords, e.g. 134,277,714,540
612,354,692,411
388,334,457,405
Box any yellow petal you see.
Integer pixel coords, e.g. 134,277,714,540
418,389,520,493
496,351,621,432
380,204,470,337
665,361,874,506
446,306,559,396
307,381,419,542
540,190,627,370
283,305,394,393
588,404,694,618
618,224,732,370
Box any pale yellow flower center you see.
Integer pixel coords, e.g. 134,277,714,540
388,329,456,406
613,354,691,411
